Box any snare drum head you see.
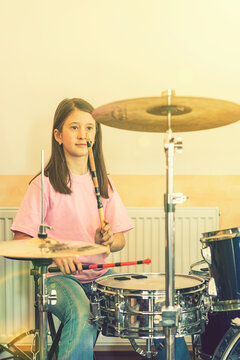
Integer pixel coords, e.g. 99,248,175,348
95,273,204,293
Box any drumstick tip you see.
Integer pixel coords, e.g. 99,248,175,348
143,258,151,264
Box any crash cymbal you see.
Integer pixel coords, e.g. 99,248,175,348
0,238,108,259
92,96,240,132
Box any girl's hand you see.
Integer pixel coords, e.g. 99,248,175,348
95,219,114,248
53,257,83,275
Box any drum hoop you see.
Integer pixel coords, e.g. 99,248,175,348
190,260,209,272
201,227,240,238
202,233,237,243
212,327,240,359
189,270,209,279
189,260,209,278
190,259,206,269
212,299,240,312
95,273,205,295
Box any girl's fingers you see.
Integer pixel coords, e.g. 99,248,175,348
101,231,113,241
54,257,82,274
73,259,83,273
68,259,78,274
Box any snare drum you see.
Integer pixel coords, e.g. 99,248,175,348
201,227,240,311
90,273,208,339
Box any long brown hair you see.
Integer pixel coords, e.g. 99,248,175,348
43,98,111,198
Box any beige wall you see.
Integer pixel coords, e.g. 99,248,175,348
1,174,240,230
1,1,240,232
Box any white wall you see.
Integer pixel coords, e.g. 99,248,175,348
1,0,240,175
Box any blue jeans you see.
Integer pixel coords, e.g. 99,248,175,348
47,271,113,360
154,337,191,360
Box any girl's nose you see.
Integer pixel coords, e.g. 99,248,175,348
77,127,86,139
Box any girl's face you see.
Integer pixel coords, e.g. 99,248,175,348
54,109,96,159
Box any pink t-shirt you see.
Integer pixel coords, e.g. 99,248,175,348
11,172,134,282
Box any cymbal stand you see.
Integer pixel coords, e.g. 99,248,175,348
31,259,55,360
0,150,55,360
0,260,56,360
35,149,54,360
162,90,187,360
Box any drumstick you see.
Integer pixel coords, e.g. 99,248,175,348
87,140,110,253
48,258,151,273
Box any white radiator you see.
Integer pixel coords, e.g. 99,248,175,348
108,207,219,275
0,206,219,348
0,208,35,344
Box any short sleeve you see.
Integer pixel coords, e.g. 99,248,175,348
11,176,49,237
103,178,134,234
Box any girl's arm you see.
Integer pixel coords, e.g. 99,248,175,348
13,231,32,240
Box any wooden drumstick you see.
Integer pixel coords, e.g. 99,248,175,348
87,140,110,254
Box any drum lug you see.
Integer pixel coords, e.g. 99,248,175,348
115,295,125,335
201,246,212,265
89,286,101,324
209,294,214,313
89,302,101,324
176,290,180,305
208,277,217,297
231,317,240,328
200,295,210,326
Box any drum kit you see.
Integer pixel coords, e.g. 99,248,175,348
1,90,240,360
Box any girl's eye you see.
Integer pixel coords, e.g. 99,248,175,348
87,126,93,131
71,126,78,130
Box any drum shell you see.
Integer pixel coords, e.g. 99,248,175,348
189,258,240,357
202,229,240,310
212,318,240,359
91,273,208,339
201,310,240,357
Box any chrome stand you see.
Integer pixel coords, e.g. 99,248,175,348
0,260,57,360
36,149,54,360
0,150,57,360
129,338,158,358
32,260,53,360
162,90,186,360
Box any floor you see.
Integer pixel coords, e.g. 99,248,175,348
0,348,197,360
95,351,145,359
94,349,197,359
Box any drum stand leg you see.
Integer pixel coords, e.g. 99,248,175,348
0,331,36,360
162,90,186,360
31,261,61,360
128,338,158,359
191,335,196,360
0,260,58,360
31,260,54,360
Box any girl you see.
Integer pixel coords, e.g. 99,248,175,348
11,98,134,360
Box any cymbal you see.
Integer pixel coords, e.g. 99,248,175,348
0,238,108,259
92,96,240,132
